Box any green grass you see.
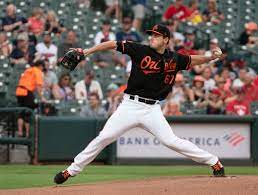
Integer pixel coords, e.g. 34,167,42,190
0,165,258,189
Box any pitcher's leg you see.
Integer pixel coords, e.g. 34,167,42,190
67,107,136,176
143,106,218,166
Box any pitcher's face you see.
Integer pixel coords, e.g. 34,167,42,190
149,33,168,50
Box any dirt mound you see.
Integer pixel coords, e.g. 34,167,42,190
1,176,258,195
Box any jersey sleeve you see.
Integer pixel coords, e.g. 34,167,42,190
116,40,141,57
176,52,191,71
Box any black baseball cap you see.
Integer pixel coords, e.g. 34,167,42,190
146,24,170,39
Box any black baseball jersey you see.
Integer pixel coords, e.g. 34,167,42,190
116,41,191,101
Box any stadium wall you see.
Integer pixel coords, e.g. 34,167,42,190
35,116,258,165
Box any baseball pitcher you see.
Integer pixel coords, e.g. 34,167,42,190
54,24,225,184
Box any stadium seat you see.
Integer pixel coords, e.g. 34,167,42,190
56,100,85,116
1,0,257,116
251,102,258,115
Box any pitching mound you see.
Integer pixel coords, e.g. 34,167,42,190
1,176,258,195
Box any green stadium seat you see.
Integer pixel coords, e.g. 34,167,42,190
57,100,84,116
251,102,258,115
0,0,256,114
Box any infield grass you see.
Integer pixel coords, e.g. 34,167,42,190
0,165,258,189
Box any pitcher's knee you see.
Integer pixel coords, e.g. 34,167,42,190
96,132,115,146
162,136,184,149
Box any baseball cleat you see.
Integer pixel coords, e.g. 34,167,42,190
211,160,225,177
54,170,71,184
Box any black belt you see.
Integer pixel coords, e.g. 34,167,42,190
129,95,158,105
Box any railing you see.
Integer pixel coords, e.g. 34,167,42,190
0,107,35,162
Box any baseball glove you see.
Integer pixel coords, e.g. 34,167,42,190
58,48,85,71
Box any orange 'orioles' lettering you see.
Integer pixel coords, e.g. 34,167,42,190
140,56,161,74
164,59,176,73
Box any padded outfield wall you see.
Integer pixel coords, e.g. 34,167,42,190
35,116,258,165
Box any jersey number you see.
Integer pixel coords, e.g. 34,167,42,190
164,74,175,84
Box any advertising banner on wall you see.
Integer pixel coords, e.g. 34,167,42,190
117,123,250,159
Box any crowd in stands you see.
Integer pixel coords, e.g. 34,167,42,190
1,0,258,137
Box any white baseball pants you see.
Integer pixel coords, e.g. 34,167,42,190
67,94,218,176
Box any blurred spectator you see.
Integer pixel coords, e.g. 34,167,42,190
42,60,58,100
94,19,115,45
54,73,74,101
226,88,250,116
28,8,45,36
254,75,258,87
80,92,107,118
232,68,247,88
125,60,132,76
116,15,142,70
165,20,185,50
184,28,195,42
0,31,12,56
93,19,122,68
92,49,125,68
1,4,27,32
39,102,57,116
216,67,232,92
224,86,238,104
9,33,32,65
58,30,81,58
205,88,223,114
242,72,258,104
75,70,103,100
105,0,121,20
202,0,224,25
230,58,246,74
191,63,206,76
92,20,125,67
162,100,183,116
169,73,193,104
45,10,65,35
215,48,229,73
116,15,142,42
184,28,199,49
104,83,121,115
163,24,175,51
132,0,146,31
36,31,58,66
192,75,206,108
16,60,46,137
205,38,219,63
186,0,203,25
178,41,198,55
162,0,189,22
91,52,108,67
202,38,220,74
216,77,232,103
239,22,258,47
28,33,38,62
202,67,216,92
